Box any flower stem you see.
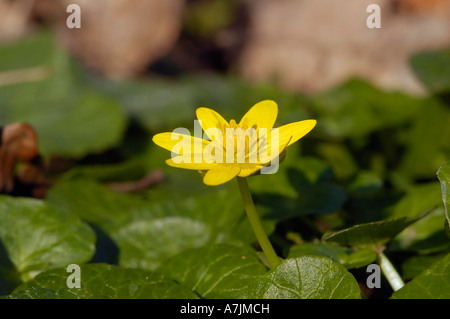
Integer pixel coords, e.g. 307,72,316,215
237,177,280,269
377,252,404,291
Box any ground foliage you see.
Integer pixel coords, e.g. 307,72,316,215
0,32,449,299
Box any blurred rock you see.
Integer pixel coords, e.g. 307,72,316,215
0,0,36,41
36,0,185,79
239,0,450,95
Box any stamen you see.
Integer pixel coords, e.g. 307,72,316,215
220,118,259,163
229,119,239,129
242,117,249,130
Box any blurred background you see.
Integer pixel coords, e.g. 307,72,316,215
2,0,450,90
0,0,450,199
0,0,449,201
0,0,449,298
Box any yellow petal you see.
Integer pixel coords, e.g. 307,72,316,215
239,100,278,129
257,132,291,165
279,119,317,147
237,164,263,177
259,119,316,157
196,107,229,135
152,132,209,155
166,157,217,170
203,164,240,186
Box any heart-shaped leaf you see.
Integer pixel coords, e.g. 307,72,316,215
401,253,448,280
113,217,212,271
243,256,361,299
158,244,267,298
392,253,450,299
0,196,95,282
8,264,198,299
47,179,248,270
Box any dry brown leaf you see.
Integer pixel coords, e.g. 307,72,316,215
0,122,39,192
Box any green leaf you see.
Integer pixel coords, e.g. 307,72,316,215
384,183,442,219
0,31,55,71
392,207,449,254
287,243,377,269
250,157,347,220
112,188,246,271
47,179,249,270
0,31,127,158
113,217,213,271
401,253,448,280
0,196,95,281
31,91,126,158
316,143,358,180
244,256,361,299
398,101,450,178
60,158,150,183
437,161,450,238
322,212,428,251
158,244,267,298
90,77,197,131
392,253,450,299
347,171,383,196
381,182,448,253
410,49,450,94
8,264,198,299
46,179,145,233
310,79,423,139
90,74,311,133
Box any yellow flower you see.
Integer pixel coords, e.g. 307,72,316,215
152,100,316,186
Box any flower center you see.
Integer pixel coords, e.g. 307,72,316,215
220,118,258,162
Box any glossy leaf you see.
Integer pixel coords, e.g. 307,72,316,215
392,207,449,254
8,264,198,299
322,212,428,250
113,217,212,271
392,254,450,299
401,253,448,280
243,256,361,299
158,244,267,298
0,196,95,281
287,243,376,269
47,179,248,270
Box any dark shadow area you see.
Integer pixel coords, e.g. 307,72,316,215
0,240,21,296
88,225,120,265
350,267,393,299
254,167,346,221
76,119,152,166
